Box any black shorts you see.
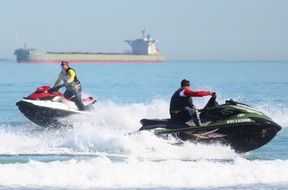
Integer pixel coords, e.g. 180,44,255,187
170,110,191,122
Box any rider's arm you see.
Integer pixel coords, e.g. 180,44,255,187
183,88,213,97
67,69,76,84
54,75,61,87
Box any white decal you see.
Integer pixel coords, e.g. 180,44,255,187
237,113,245,117
226,118,252,124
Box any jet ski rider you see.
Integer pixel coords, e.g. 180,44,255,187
170,79,216,126
53,61,85,111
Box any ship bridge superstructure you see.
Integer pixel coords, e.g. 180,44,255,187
125,30,160,55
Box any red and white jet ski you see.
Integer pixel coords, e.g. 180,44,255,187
16,86,96,127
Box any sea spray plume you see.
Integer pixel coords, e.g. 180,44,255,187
63,100,238,160
256,103,288,128
68,99,169,131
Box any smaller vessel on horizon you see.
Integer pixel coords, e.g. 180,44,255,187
14,30,165,63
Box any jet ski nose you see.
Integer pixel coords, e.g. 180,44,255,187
16,101,22,107
259,121,281,139
265,120,281,131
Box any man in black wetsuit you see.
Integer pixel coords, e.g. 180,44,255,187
170,79,216,126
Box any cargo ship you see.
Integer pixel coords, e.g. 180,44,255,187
14,31,165,63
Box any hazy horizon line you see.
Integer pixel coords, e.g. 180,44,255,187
1,58,288,63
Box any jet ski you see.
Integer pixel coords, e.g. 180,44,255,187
138,97,281,153
16,86,96,127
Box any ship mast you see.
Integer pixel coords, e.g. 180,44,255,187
142,29,146,39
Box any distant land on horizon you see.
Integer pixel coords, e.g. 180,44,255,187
2,56,288,63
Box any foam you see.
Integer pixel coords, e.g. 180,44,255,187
0,157,287,188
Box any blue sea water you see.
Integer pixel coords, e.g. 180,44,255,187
0,61,288,189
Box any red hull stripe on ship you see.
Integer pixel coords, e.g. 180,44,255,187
23,59,162,63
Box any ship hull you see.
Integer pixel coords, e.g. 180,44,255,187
15,50,165,63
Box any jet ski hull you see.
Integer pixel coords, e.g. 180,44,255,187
16,86,96,127
139,118,281,153
16,100,79,127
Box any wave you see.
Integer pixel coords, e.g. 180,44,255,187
0,157,287,188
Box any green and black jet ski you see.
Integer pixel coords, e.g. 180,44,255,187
139,97,281,153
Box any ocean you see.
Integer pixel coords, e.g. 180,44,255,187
0,61,287,189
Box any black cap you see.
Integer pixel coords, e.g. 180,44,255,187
181,79,190,87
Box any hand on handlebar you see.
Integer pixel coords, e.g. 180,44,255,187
48,84,64,93
211,92,217,98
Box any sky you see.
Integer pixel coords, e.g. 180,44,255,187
0,0,288,61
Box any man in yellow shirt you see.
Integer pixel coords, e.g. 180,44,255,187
54,61,85,110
